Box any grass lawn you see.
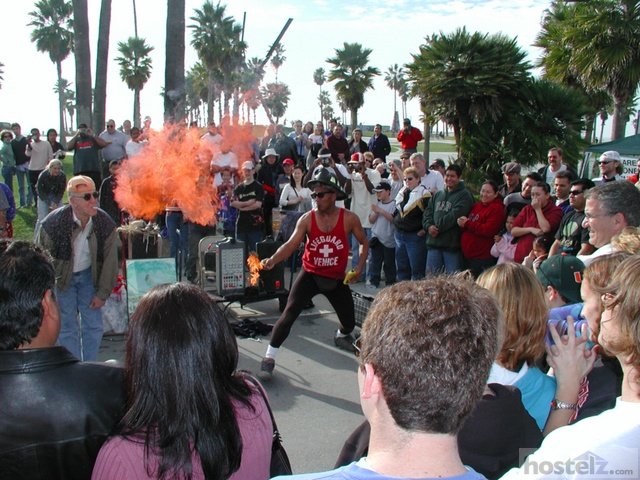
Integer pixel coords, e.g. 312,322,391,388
10,154,75,241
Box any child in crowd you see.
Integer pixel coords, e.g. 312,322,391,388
491,213,516,264
367,181,396,289
522,235,552,271
217,168,237,238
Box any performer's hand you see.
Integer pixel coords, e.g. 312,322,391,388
261,258,274,271
344,269,359,285
89,296,105,309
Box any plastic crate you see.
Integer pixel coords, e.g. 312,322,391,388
352,290,374,327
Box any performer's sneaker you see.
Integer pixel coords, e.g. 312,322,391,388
334,334,356,353
260,357,275,378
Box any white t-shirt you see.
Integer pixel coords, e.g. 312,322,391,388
501,398,640,480
125,140,146,158
545,163,567,185
370,199,396,248
350,168,381,228
212,151,238,186
421,170,444,193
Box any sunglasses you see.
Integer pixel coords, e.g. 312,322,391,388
598,161,613,165
310,191,335,199
404,177,415,181
569,190,584,196
71,191,99,201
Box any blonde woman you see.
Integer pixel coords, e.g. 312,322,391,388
477,263,594,433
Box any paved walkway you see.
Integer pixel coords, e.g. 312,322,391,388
98,279,379,474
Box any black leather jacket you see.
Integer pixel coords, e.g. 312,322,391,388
0,347,125,480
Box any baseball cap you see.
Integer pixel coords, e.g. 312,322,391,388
67,175,95,193
241,160,254,170
430,159,446,169
373,182,391,192
599,151,621,163
282,158,295,166
501,162,521,175
348,152,362,164
536,254,585,304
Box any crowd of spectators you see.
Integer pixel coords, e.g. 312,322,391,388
2,118,640,479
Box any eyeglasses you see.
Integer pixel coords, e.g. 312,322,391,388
569,190,584,196
70,191,99,201
584,212,609,220
353,337,361,358
310,191,335,199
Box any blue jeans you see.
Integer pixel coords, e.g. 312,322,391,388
426,247,463,275
1,165,15,192
16,165,31,207
56,268,103,361
236,228,263,259
394,230,426,281
166,211,189,268
351,228,371,278
368,242,396,287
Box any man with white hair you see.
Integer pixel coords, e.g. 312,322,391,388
37,175,118,361
410,152,444,193
593,150,624,184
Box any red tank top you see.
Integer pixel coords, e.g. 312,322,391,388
302,208,350,280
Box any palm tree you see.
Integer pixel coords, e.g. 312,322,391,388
28,0,73,140
398,77,409,120
190,0,245,123
53,78,73,132
318,90,332,127
240,57,264,122
93,0,112,133
313,67,326,122
535,1,610,142
538,0,640,140
271,44,286,84
384,64,403,132
326,42,380,129
165,0,186,122
71,0,92,127
186,62,208,122
116,37,154,128
261,82,290,124
406,28,530,155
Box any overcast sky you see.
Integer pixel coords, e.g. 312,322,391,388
4,0,601,137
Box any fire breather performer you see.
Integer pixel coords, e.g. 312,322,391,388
260,168,368,376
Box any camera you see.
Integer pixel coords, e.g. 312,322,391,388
545,317,595,349
321,157,331,167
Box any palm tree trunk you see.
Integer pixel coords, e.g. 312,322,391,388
133,88,141,129
56,62,67,147
72,0,93,127
392,91,397,133
350,109,357,131
132,0,138,38
207,72,215,124
612,95,628,140
584,113,595,143
164,0,185,122
93,0,112,134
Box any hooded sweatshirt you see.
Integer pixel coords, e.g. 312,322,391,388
460,197,506,260
422,181,474,250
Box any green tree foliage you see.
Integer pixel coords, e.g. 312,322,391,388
313,67,326,121
271,44,286,84
536,0,640,140
261,82,290,124
384,64,403,131
326,42,380,129
408,28,587,172
190,1,246,123
28,0,73,139
116,37,154,128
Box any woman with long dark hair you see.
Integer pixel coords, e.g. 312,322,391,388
92,283,273,480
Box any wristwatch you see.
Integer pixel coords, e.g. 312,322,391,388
550,399,578,410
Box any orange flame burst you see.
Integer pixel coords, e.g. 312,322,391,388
114,121,258,226
247,253,263,287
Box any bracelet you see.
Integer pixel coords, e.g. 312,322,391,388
550,398,578,411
